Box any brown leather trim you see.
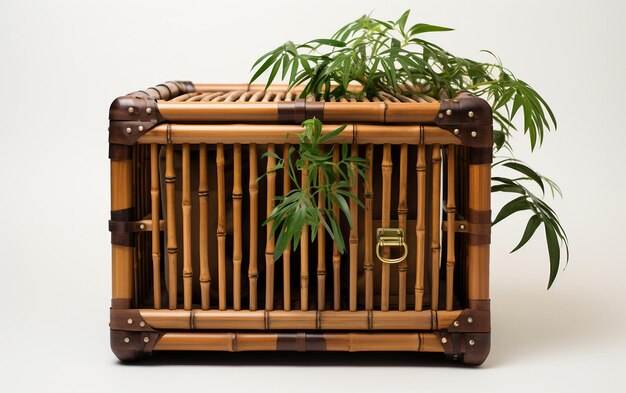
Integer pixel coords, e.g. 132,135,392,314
435,93,493,148
468,209,491,224
277,100,325,123
111,330,162,362
109,144,133,160
445,308,490,333
469,233,491,245
276,333,327,351
435,331,490,366
111,298,132,309
469,299,490,311
110,308,156,332
469,147,493,164
109,220,150,233
110,208,136,247
109,95,164,145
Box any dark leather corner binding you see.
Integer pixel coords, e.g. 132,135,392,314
108,95,164,145
435,93,493,148
110,308,163,362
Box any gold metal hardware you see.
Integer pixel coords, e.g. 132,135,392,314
376,228,408,264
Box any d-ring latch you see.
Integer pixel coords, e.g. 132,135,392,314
376,228,408,264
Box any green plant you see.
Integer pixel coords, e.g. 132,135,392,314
261,118,368,261
251,10,568,287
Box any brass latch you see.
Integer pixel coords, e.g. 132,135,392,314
376,228,408,264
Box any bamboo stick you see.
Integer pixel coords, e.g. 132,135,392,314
233,143,243,310
415,144,426,311
182,143,193,310
431,144,442,310
398,144,408,311
349,144,359,311
469,163,491,301
248,143,259,311
380,144,392,311
165,143,178,310
216,143,227,310
317,146,326,311
332,145,341,310
111,159,134,304
150,144,162,309
300,160,309,311
282,144,291,310
446,145,456,311
364,144,374,311
265,144,276,311
198,143,211,310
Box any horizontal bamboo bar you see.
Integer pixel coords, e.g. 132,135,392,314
139,309,463,330
154,333,277,352
138,124,461,145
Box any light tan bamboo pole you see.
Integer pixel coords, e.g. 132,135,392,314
265,144,277,311
300,160,309,311
111,158,134,306
165,143,178,310
364,144,374,311
216,143,227,310
468,157,491,303
431,144,442,311
380,144,392,311
349,143,359,311
317,146,326,311
233,143,243,310
182,143,193,310
248,143,259,311
415,144,426,311
198,143,211,310
150,144,162,309
397,144,408,311
332,145,341,310
282,144,291,310
446,145,456,311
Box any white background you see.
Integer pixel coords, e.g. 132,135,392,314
1,0,625,392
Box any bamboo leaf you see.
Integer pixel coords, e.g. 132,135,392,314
503,161,545,194
545,221,561,289
511,214,542,253
492,195,530,225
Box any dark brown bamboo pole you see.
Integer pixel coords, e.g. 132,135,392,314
446,145,456,311
380,144,392,311
349,143,359,311
233,143,243,310
216,143,227,310
282,143,291,311
198,143,211,310
317,146,326,311
300,160,309,311
431,144,442,311
150,144,162,309
165,143,178,310
248,143,259,311
364,144,374,311
397,144,408,311
111,158,134,306
332,145,341,310
265,144,277,311
182,143,193,310
415,144,426,311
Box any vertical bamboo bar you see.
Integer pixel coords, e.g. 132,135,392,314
165,143,178,310
380,144,392,311
431,144,442,311
111,157,134,306
182,144,193,310
349,143,359,311
198,143,211,310
282,144,291,311
216,143,227,310
364,144,374,311
233,143,243,310
415,144,426,311
150,144,162,309
446,145,456,311
468,153,491,303
317,146,326,311
265,144,276,311
300,160,309,311
248,143,259,311
332,145,341,310
397,144,408,311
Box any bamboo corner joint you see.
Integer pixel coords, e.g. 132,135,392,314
108,81,492,366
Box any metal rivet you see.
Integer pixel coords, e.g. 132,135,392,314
438,113,444,119
468,111,475,118
128,107,134,113
468,317,473,324
441,337,448,344
126,318,133,325
146,108,152,114
445,109,452,116
139,223,146,230
453,320,460,327
459,224,466,230
471,131,478,137
138,125,144,132
125,127,132,135
453,99,459,103
139,321,146,327
453,129,460,135
143,337,150,343
123,337,130,343
469,339,476,346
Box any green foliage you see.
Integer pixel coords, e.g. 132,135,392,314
251,10,568,287
262,118,368,261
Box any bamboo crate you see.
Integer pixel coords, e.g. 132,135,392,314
108,81,492,365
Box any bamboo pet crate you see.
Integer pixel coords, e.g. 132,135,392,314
108,81,492,365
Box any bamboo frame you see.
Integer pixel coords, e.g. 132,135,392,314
265,144,276,310
317,146,326,311
182,143,193,310
198,143,211,310
431,145,442,311
415,144,426,311
165,143,178,310
397,144,408,311
332,146,341,310
111,159,134,304
469,163,491,302
233,143,243,310
248,143,259,311
364,144,374,311
349,143,359,311
282,143,291,310
150,144,161,309
300,160,309,311
216,143,227,310
380,144,392,311
446,145,456,311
